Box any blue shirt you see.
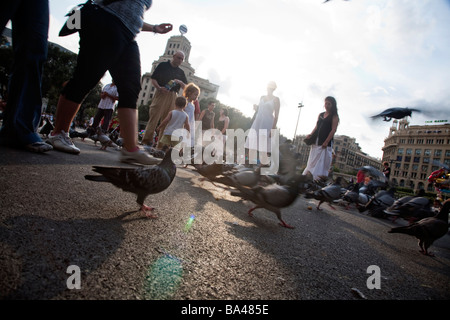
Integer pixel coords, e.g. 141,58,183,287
96,0,152,36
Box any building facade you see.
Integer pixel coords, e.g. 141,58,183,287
382,119,450,192
137,35,219,106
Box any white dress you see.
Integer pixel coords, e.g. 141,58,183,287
245,97,275,153
302,138,333,180
185,102,196,146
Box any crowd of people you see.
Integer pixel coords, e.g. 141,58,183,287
1,0,344,181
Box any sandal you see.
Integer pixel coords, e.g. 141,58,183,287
25,141,53,153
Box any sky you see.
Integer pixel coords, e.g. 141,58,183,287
46,0,450,159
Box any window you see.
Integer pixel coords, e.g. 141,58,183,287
421,165,428,172
405,156,411,162
435,149,442,156
408,139,415,144
398,148,404,155
406,148,412,155
446,150,450,157
423,157,429,163
424,149,431,156
426,139,434,144
396,156,402,162
417,138,424,144
436,139,445,144
415,149,421,155
414,157,420,163
403,164,409,170
412,164,418,171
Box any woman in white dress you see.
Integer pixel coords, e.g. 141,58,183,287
303,96,339,180
245,81,280,157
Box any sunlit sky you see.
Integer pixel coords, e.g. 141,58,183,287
46,0,450,159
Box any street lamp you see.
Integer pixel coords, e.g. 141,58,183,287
293,102,304,141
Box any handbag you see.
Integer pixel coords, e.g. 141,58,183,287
303,133,317,145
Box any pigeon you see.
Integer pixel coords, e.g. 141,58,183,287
388,199,450,256
94,127,118,150
342,183,360,210
358,187,396,218
230,174,310,229
39,118,54,138
370,107,421,121
385,190,434,223
84,147,176,218
144,145,168,159
304,176,343,210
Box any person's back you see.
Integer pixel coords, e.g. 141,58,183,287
164,109,188,136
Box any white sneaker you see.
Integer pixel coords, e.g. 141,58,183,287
47,130,80,154
120,148,161,165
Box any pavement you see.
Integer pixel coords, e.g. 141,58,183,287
1,136,449,306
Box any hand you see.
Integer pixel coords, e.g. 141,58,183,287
154,23,173,34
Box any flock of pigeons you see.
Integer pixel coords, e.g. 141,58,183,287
82,141,449,257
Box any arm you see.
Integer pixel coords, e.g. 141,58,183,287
322,115,339,148
174,79,186,90
142,23,173,34
157,111,172,132
184,116,190,133
272,97,280,130
199,110,206,121
210,114,215,129
221,117,229,134
151,78,169,93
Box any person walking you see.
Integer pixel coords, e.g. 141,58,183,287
46,0,173,165
0,0,53,153
91,81,118,134
141,51,187,148
156,96,189,148
302,96,339,180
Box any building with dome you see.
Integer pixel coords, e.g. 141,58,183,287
137,35,219,107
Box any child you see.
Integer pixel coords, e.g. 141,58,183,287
183,83,201,147
156,96,190,149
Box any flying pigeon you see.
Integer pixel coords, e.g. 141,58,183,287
388,199,450,256
304,176,343,210
84,148,176,218
370,107,421,121
230,174,310,229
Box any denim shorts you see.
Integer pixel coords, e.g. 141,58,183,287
62,5,141,109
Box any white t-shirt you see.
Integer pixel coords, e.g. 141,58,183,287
164,109,188,135
98,83,119,110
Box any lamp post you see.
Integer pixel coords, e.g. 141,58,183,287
293,102,304,142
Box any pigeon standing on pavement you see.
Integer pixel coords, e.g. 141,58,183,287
230,174,310,229
305,176,343,210
84,148,176,218
370,107,421,121
384,190,434,223
358,187,396,218
388,199,450,256
342,183,360,210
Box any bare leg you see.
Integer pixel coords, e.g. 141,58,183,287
117,108,138,152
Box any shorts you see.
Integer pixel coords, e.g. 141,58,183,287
61,5,141,108
159,134,184,147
